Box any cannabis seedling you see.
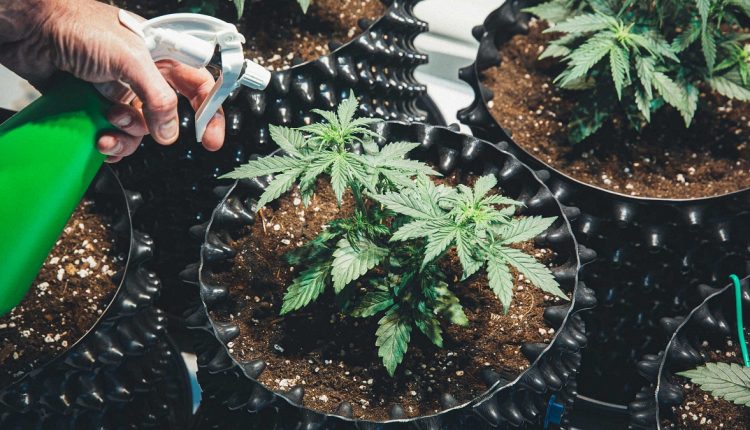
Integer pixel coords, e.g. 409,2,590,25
525,0,750,143
222,94,565,375
678,362,750,406
373,174,566,312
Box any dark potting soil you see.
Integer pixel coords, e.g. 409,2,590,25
240,0,386,70
0,200,121,388
661,338,750,429
481,20,750,199
208,171,569,420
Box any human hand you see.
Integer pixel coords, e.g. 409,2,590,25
0,0,225,162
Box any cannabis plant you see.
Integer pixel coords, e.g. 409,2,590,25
372,174,565,312
525,0,750,143
678,362,750,406
222,94,565,375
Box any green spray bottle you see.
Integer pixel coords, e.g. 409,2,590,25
0,11,270,315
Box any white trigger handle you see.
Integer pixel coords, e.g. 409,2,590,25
118,10,271,142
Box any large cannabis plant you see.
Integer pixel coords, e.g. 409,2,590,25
222,94,565,375
525,0,750,143
678,362,750,406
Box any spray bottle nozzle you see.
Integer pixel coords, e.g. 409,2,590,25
118,10,270,142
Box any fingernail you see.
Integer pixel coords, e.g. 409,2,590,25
114,113,133,128
159,118,178,141
110,140,123,155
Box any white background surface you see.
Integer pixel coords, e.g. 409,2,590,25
0,0,507,410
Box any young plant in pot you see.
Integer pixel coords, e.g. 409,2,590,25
113,0,438,332
0,166,191,429
630,275,750,429
458,0,750,410
185,96,597,428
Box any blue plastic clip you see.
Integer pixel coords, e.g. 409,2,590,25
544,395,564,429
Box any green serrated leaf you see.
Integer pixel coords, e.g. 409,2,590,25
220,156,304,180
329,155,350,203
672,19,701,53
337,91,358,128
390,219,431,242
434,284,469,326
652,72,693,125
257,169,303,208
702,26,717,72
415,313,443,347
568,103,610,144
297,0,311,13
480,194,524,207
280,263,331,314
269,125,305,157
376,141,421,159
697,0,711,28
233,0,245,17
472,175,498,202
635,88,652,122
708,73,750,101
331,238,388,293
609,45,630,100
487,258,514,312
636,56,656,99
558,33,616,87
523,0,575,24
351,290,393,318
456,229,483,279
678,362,750,407
547,13,617,34
373,188,438,220
498,247,567,300
498,216,557,245
376,308,412,376
311,108,341,130
422,225,458,269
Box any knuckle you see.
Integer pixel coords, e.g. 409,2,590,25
147,90,178,113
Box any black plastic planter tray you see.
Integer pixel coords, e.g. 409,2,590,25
183,121,597,429
629,276,750,429
0,167,192,429
115,0,442,334
456,0,750,413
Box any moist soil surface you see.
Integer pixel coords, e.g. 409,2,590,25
208,170,569,420
662,338,750,429
240,0,386,70
482,19,750,199
0,200,122,388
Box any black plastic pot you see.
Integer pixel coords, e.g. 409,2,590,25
115,0,441,333
628,276,750,429
456,0,750,412
183,121,597,429
0,167,192,429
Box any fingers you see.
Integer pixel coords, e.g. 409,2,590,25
107,103,149,136
97,103,149,162
157,60,225,151
97,132,142,163
119,56,180,146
